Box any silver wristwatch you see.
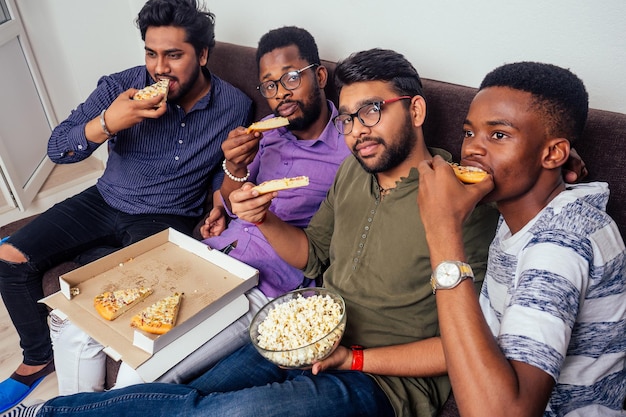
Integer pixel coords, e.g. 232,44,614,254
430,261,474,294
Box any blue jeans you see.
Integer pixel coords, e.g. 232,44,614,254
0,186,198,366
38,343,395,417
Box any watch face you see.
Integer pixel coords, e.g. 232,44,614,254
437,263,460,287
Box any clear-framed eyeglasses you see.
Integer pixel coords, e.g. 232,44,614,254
332,96,412,135
256,63,319,98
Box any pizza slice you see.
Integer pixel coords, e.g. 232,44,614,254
252,176,310,195
246,116,290,133
450,163,488,184
94,287,153,321
130,292,183,335
133,79,169,106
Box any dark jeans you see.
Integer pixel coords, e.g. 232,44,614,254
40,343,395,417
0,186,198,366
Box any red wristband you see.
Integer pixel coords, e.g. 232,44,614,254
253,214,266,226
351,345,364,371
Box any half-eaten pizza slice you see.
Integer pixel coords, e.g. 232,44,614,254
246,116,290,133
449,163,488,184
252,176,310,195
94,287,153,321
130,292,183,335
133,79,169,107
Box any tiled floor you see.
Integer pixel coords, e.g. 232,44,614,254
0,299,59,405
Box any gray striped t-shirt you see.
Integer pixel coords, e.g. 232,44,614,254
480,182,626,416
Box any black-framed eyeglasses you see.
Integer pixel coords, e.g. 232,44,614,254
332,96,412,135
256,63,319,98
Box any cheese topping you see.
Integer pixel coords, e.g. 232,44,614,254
95,287,153,310
133,79,169,101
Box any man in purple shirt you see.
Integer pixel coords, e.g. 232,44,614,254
0,0,251,411
52,26,350,392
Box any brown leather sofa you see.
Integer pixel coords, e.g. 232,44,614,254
1,41,625,413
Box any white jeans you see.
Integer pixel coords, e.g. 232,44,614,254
50,288,269,394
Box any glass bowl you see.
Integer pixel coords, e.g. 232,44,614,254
249,287,346,369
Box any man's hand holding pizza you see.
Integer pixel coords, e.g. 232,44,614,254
221,127,262,179
229,183,275,226
230,181,310,270
87,88,166,144
221,118,290,182
417,156,494,258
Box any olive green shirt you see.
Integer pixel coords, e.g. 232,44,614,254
303,150,499,417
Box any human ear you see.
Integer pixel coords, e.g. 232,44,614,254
316,65,328,89
199,47,209,67
410,95,426,127
543,138,570,169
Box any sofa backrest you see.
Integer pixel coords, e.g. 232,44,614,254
208,41,626,238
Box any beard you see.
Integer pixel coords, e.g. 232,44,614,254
273,81,323,131
352,115,417,174
165,64,201,103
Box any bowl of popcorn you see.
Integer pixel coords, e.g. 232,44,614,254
249,287,346,369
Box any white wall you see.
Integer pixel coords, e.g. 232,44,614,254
16,0,144,121
16,0,626,118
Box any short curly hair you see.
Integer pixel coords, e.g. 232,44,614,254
136,0,216,61
255,26,320,68
479,62,589,144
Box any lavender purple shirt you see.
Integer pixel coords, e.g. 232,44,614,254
203,101,350,297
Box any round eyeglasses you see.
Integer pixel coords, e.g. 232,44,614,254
256,63,319,98
332,96,412,135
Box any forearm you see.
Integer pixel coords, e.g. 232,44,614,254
257,211,309,270
85,111,113,144
437,282,518,413
48,119,101,163
212,190,223,210
360,337,447,377
433,237,551,417
49,77,122,163
219,171,246,212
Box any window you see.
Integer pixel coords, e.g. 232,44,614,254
0,0,10,25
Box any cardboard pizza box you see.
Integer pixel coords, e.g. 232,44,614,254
41,228,258,381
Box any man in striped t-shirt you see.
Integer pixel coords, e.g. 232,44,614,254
418,62,625,416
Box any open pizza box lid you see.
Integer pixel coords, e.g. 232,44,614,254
41,228,258,381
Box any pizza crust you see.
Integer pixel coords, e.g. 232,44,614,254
130,292,183,335
252,176,310,195
246,117,289,133
133,79,169,107
450,163,488,184
93,287,153,321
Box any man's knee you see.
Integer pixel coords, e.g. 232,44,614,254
0,243,28,263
